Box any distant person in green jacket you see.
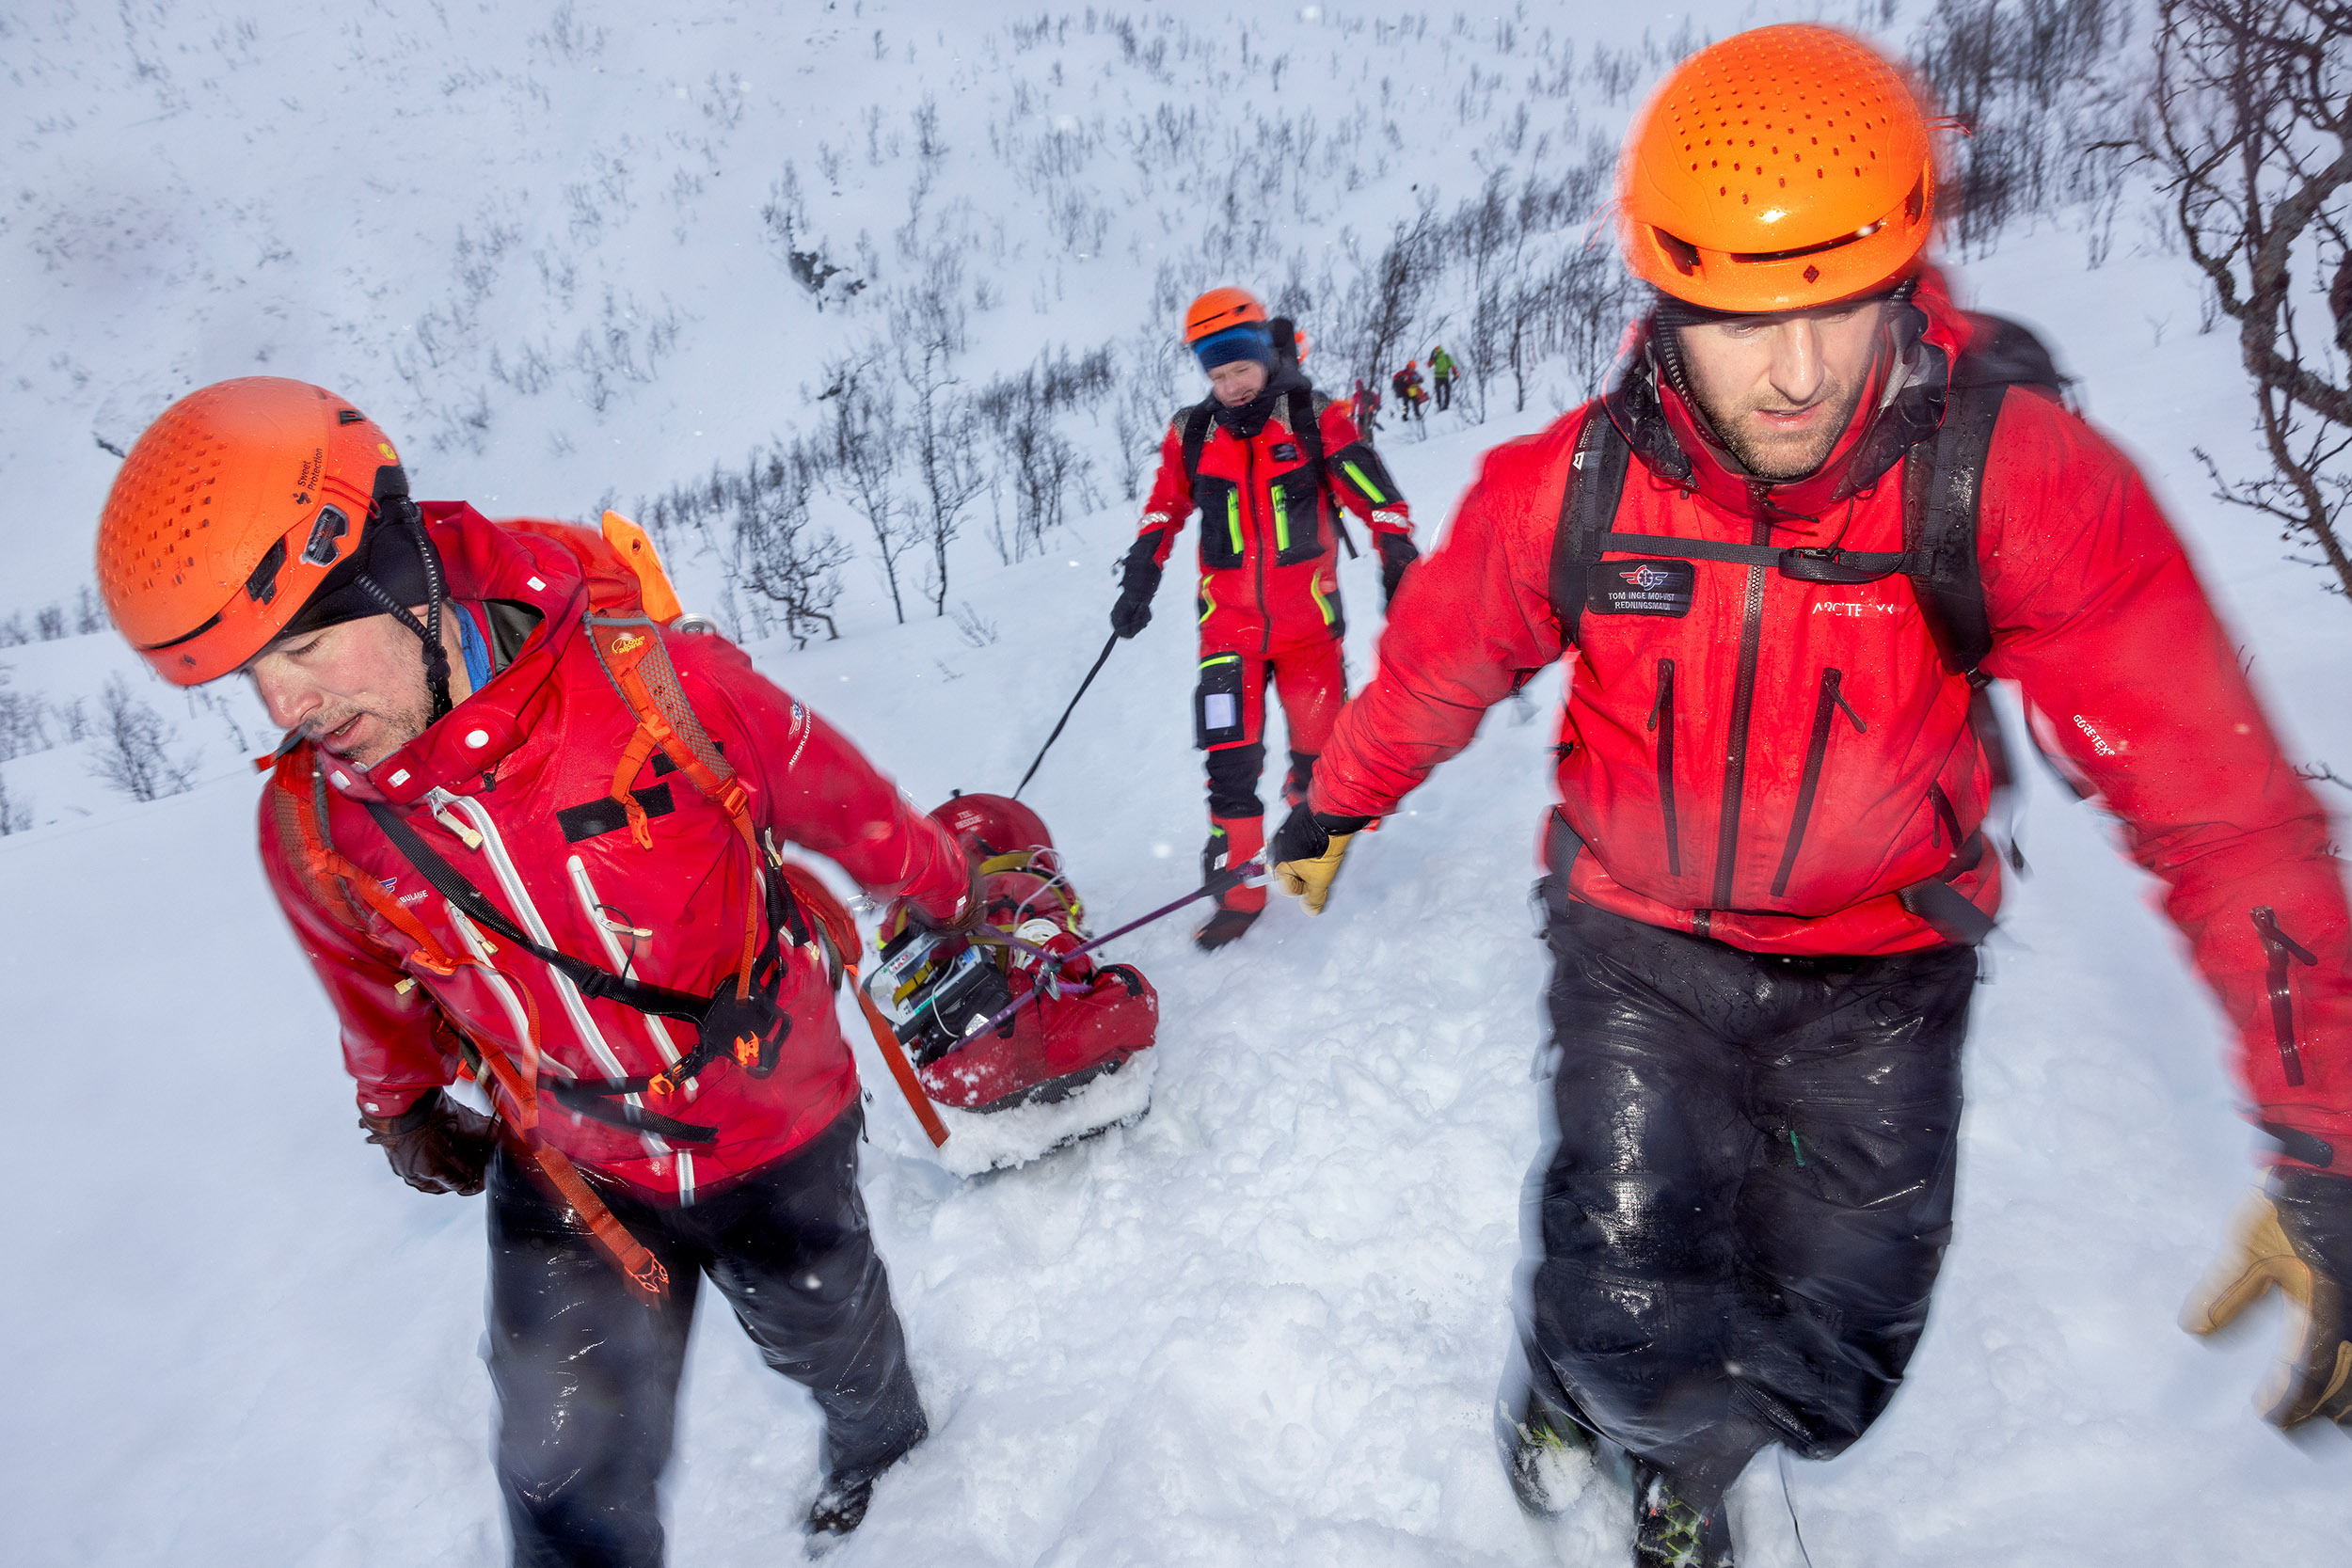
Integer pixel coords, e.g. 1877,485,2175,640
1429,344,1458,411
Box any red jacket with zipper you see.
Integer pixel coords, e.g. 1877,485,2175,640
1136,375,1411,653
1312,270,2352,1160
259,506,970,1201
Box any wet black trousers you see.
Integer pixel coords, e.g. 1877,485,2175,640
486,1105,924,1568
1521,895,1976,1503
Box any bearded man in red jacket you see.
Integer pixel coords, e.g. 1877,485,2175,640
1111,287,1418,949
95,377,974,1563
1272,25,2352,1566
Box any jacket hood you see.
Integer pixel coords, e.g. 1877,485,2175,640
309,504,587,807
1604,266,1976,527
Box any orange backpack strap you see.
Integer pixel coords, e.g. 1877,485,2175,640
582,614,764,999
274,750,464,976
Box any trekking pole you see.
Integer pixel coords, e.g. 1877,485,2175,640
963,856,1265,1040
1012,631,1119,800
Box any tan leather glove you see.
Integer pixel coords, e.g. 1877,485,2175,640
2181,1169,2352,1425
1269,804,1365,916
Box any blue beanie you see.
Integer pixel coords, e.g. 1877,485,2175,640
1195,323,1275,372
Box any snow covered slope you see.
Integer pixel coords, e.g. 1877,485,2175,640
6,2,2352,1566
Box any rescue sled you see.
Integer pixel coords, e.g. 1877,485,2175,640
868,793,1159,1175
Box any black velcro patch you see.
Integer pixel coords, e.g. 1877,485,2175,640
558,783,677,843
1587,558,1696,618
647,738,724,778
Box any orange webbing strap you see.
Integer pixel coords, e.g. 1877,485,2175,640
586,618,763,1001
777,861,950,1149
853,976,950,1148
276,753,464,976
532,1143,671,1302
607,723,663,850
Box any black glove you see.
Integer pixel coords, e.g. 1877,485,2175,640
1376,531,1421,606
2183,1166,2352,1425
1110,531,1166,639
360,1087,497,1196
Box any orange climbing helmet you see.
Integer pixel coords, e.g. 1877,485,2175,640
96,377,432,688
1617,24,1937,313
1183,287,1268,344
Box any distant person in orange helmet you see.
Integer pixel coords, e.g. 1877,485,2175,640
1109,288,1417,949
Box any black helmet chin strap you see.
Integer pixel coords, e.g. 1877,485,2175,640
350,478,454,721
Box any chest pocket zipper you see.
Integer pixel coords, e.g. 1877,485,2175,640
1650,658,1680,878
1772,668,1867,898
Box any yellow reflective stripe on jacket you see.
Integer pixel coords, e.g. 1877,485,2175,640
1343,459,1387,505
1272,484,1291,552
1226,493,1243,557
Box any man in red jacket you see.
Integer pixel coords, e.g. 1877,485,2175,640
1111,287,1418,949
94,377,974,1564
1272,25,2352,1565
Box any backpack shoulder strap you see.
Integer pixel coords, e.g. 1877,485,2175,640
1180,402,1216,496
1549,409,1633,649
1903,382,2009,676
1288,388,1327,467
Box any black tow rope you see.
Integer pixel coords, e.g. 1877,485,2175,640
1012,632,1120,800
363,800,793,1144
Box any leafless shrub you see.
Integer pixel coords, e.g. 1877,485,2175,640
0,769,30,835
0,681,54,762
820,356,915,623
1911,0,2135,254
733,441,851,648
900,341,989,615
2151,0,2352,599
90,674,198,801
950,601,998,648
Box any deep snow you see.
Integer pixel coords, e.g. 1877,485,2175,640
6,2,2352,1566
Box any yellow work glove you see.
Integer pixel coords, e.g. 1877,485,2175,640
2181,1170,2352,1426
1269,803,1366,916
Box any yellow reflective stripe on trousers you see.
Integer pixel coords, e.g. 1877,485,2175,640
1199,581,1216,624
1311,576,1336,626
1343,459,1387,504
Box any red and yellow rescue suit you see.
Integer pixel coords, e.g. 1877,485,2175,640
1133,372,1412,908
1313,270,2352,1164
261,506,972,1211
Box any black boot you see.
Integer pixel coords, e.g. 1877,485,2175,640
803,1426,924,1546
1495,1386,1596,1518
1193,906,1262,951
1632,1459,1737,1567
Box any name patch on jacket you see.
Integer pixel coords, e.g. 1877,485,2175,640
1272,442,1300,462
1588,558,1696,618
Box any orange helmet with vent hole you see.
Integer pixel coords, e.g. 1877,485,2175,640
1618,24,1936,313
96,377,409,686
1184,287,1268,344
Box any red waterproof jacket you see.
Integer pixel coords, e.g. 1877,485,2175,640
260,506,970,1200
1314,270,2352,1160
1136,372,1411,651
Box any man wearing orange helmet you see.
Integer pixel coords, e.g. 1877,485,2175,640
1272,24,2352,1563
96,378,975,1560
1111,288,1417,949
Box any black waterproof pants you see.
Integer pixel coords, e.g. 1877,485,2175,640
1521,895,1975,1503
486,1104,924,1568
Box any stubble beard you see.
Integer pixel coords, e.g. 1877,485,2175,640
1697,370,1871,483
